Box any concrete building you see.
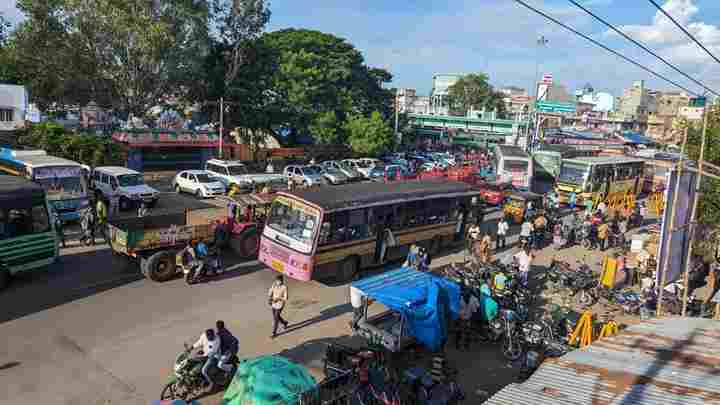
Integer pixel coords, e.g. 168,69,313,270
578,92,615,112
617,80,655,119
0,84,28,133
397,88,431,115
430,74,462,115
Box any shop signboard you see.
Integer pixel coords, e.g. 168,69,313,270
536,101,576,114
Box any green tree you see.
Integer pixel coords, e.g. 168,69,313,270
343,111,393,157
447,73,506,117
309,111,341,145
257,29,394,142
687,103,720,226
18,123,121,166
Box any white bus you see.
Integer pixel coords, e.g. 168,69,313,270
494,145,533,190
0,149,89,222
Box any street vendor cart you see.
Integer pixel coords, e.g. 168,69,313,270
350,266,461,353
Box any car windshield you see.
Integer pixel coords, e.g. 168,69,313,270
195,173,214,183
227,165,248,176
117,174,144,187
303,166,323,175
356,160,373,168
559,163,589,185
266,197,320,252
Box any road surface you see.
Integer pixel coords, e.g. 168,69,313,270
0,190,579,405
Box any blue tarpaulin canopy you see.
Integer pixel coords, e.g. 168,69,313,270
351,267,461,351
622,131,656,145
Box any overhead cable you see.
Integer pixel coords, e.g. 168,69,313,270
568,0,718,96
511,0,699,96
647,0,720,67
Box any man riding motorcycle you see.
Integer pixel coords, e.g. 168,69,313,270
215,320,239,373
192,328,221,391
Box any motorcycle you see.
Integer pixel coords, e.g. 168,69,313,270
183,247,225,285
487,309,523,361
160,343,238,401
517,317,569,380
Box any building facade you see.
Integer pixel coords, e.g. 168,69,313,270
0,84,28,133
430,74,462,115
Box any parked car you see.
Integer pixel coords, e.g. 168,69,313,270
369,164,409,181
172,170,226,198
314,165,348,185
478,181,516,206
321,160,363,182
91,166,160,210
204,159,286,190
284,165,328,186
354,158,383,178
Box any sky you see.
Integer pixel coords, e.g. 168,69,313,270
3,0,720,97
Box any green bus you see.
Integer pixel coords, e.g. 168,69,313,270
0,175,58,290
532,145,583,180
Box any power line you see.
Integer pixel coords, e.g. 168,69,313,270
568,0,718,96
511,0,699,96
647,0,720,67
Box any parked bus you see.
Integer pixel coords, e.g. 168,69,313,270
258,179,482,282
494,145,532,190
0,175,58,290
555,156,645,204
642,158,675,193
532,145,579,180
0,149,89,221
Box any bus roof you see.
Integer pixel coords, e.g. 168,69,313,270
562,155,645,165
535,145,576,154
495,145,530,159
0,175,44,202
14,154,82,168
282,179,480,212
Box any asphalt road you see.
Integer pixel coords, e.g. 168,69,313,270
0,186,554,405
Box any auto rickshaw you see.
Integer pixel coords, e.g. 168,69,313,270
503,192,543,224
221,193,274,259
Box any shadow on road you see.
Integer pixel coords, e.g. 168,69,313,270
0,247,144,324
277,303,353,338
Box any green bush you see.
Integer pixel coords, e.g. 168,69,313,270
17,123,122,167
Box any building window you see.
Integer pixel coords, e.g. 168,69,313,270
0,109,13,122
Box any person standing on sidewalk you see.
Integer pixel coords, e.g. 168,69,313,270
268,275,289,338
496,216,509,250
598,220,609,251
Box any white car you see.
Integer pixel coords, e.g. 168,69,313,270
341,158,379,179
284,165,328,186
314,165,348,185
204,159,286,189
172,170,226,198
91,166,160,210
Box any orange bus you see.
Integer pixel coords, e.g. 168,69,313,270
258,179,482,282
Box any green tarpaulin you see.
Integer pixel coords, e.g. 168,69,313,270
221,355,316,405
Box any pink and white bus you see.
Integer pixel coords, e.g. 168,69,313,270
258,179,482,282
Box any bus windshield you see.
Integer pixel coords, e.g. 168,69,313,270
559,162,589,185
266,197,320,253
35,176,85,198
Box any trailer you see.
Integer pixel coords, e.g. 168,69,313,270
107,197,222,282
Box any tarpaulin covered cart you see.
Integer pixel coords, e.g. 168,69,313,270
351,267,461,352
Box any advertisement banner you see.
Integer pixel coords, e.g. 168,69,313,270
656,167,697,286
34,166,82,179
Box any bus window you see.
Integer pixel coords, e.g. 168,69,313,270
348,209,370,240
32,204,50,233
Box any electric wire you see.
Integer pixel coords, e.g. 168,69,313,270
647,0,720,67
511,0,699,96
568,0,718,96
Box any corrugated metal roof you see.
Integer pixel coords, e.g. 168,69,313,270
484,317,720,405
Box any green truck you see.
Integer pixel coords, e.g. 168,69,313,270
108,198,222,282
0,175,58,290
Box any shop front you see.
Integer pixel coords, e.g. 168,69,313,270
113,129,219,172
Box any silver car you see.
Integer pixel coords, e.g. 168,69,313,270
323,160,363,182
315,165,348,185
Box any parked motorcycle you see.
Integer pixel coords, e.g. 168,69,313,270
517,317,569,379
488,309,523,361
160,343,238,401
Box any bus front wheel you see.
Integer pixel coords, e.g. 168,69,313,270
339,256,359,282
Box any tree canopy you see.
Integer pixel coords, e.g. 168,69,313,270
447,73,506,117
687,103,720,226
343,111,393,156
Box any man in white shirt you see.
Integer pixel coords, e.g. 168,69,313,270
520,219,533,247
350,286,364,330
193,329,221,390
268,275,289,338
496,216,509,250
514,247,534,287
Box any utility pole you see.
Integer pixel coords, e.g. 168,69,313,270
657,126,689,317
681,100,709,316
218,97,224,158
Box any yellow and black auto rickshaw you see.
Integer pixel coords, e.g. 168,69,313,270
503,192,543,224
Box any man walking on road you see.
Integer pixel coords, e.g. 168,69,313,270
496,216,509,250
268,275,289,338
514,247,534,288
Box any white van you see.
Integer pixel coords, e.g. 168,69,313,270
91,166,160,210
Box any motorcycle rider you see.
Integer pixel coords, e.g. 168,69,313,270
215,320,239,373
192,328,221,391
